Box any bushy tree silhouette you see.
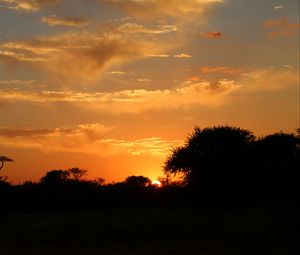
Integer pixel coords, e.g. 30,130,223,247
124,175,152,188
253,132,300,201
164,126,255,196
41,169,70,186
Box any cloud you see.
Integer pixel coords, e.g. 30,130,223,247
0,0,58,12
0,79,35,85
0,124,182,156
239,68,299,92
0,79,240,112
0,1,223,83
200,66,242,74
1,68,296,114
274,5,283,10
136,78,151,82
104,0,224,20
42,15,91,27
263,18,299,37
146,54,170,58
117,23,177,34
263,18,289,28
0,79,42,90
173,53,192,58
201,31,222,39
0,123,113,152
105,70,132,75
0,29,172,83
146,53,192,58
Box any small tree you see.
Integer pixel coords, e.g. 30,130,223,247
93,177,105,186
67,168,87,182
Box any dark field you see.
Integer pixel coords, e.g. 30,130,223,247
1,206,299,255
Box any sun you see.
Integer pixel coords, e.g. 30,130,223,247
151,180,162,187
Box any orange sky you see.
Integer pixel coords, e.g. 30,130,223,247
0,0,299,183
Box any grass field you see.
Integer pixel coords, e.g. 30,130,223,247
0,206,299,254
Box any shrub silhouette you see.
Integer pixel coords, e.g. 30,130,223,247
124,175,152,188
41,169,70,186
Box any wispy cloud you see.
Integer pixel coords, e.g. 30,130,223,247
239,68,298,92
117,23,177,34
0,79,240,112
0,79,36,85
0,28,173,82
263,18,299,37
0,0,58,12
0,124,182,156
173,53,192,58
1,68,297,113
200,66,242,74
42,15,91,27
105,70,132,75
104,0,224,20
274,5,283,10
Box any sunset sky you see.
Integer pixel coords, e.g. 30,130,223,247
0,0,299,183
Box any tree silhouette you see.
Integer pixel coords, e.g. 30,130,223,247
0,156,13,171
124,175,152,188
253,132,300,201
40,169,70,186
67,168,87,182
164,126,256,202
164,126,255,185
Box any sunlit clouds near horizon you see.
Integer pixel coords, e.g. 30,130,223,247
0,0,299,183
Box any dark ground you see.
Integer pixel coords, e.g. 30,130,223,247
0,206,299,255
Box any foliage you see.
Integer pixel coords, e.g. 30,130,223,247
67,167,88,181
164,125,300,202
124,175,152,188
164,125,255,185
40,169,70,185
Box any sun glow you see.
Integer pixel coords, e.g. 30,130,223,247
151,180,162,187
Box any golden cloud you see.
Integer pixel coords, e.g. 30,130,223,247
117,23,177,34
200,66,242,74
42,15,91,27
274,5,283,10
0,124,182,156
1,67,295,113
0,29,173,83
104,0,223,20
0,0,58,12
0,79,240,112
173,53,192,58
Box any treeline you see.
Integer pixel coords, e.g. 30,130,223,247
0,170,182,213
0,125,299,212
